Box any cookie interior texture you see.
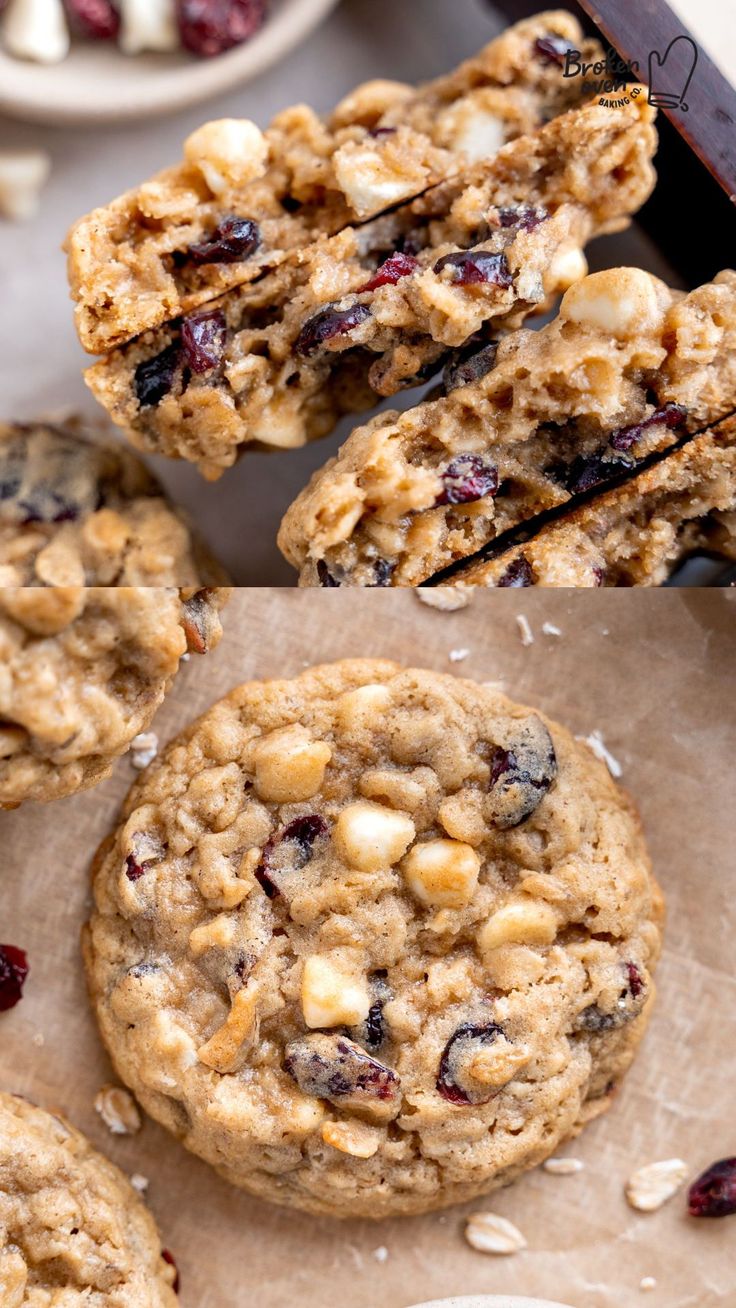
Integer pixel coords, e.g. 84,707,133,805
85,660,663,1218
0,1091,178,1307
0,420,229,588
0,587,229,808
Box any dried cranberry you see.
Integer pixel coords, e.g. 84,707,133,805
486,715,557,828
436,453,499,506
162,1250,180,1293
575,962,647,1032
255,815,328,898
64,0,120,37
180,309,227,373
535,33,574,64
497,554,535,588
358,251,419,293
443,341,498,393
497,205,548,231
317,559,340,587
176,0,267,57
609,402,687,452
437,1022,505,1105
124,833,165,883
626,962,644,998
354,972,391,1051
181,589,219,653
688,1159,736,1218
295,303,371,357
186,216,261,265
434,250,513,288
135,343,180,408
369,126,397,139
0,945,28,1012
285,1033,401,1117
564,450,633,494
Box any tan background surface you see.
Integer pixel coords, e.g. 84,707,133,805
2,0,731,584
1,588,735,1307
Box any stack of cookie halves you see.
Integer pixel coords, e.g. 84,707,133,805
64,10,736,585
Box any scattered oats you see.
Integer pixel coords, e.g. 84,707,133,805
515,614,534,646
180,652,191,661
543,1156,584,1175
578,729,623,778
94,1085,142,1136
416,588,471,612
449,647,470,663
373,1246,389,1263
130,732,158,769
465,1211,527,1255
625,1158,688,1212
130,1173,149,1194
640,1278,657,1292
541,621,562,637
32,1032,45,1047
481,680,507,692
0,150,51,221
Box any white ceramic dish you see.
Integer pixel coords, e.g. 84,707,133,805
0,0,340,125
409,1299,573,1308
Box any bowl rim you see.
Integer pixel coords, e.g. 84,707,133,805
0,0,341,125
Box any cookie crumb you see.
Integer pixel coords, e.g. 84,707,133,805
449,648,470,663
0,150,51,222
373,1246,389,1263
515,614,534,646
130,1173,149,1194
94,1085,142,1136
416,588,471,611
465,1211,527,1254
543,1156,584,1175
640,1277,657,1292
130,732,159,770
180,652,191,662
625,1158,688,1211
541,621,562,637
32,1032,45,1047
578,729,623,778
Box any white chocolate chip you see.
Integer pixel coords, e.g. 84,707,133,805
94,1085,141,1136
334,801,415,873
336,683,392,731
301,954,370,1029
2,0,70,63
402,839,480,910
547,244,588,292
130,732,158,770
438,94,506,162
0,150,51,221
118,0,178,53
333,143,417,219
253,725,331,803
184,120,268,196
465,1211,527,1255
543,1156,585,1175
625,1158,688,1212
479,896,558,953
561,268,666,338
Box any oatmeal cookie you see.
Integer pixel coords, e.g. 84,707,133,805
85,97,655,477
0,1091,178,1307
452,415,736,587
66,12,603,354
278,269,736,587
84,660,662,1219
0,419,228,586
0,586,229,808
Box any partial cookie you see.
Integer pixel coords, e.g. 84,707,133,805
66,12,603,354
0,586,229,808
85,97,655,478
84,660,662,1219
0,419,229,586
279,269,736,587
452,416,736,587
0,1091,178,1307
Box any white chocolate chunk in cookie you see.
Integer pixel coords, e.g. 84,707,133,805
479,896,558,953
253,724,331,803
333,143,421,218
334,801,415,873
437,91,505,161
561,267,667,338
302,954,370,1028
184,119,268,196
547,244,588,292
336,682,392,730
321,1119,382,1158
402,838,480,909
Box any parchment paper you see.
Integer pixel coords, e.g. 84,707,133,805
1,589,735,1308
